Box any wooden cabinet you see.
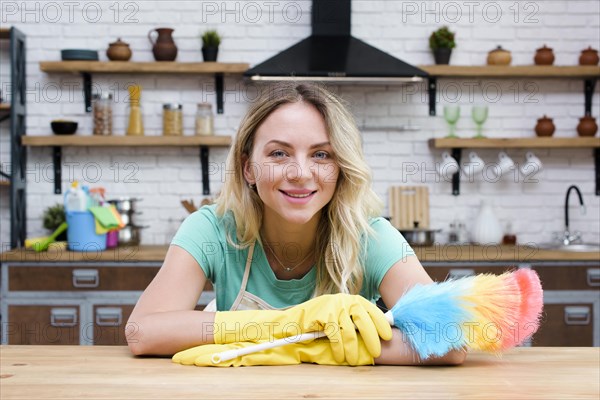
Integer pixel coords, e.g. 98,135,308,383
0,262,215,345
423,261,600,347
530,263,599,347
7,304,81,345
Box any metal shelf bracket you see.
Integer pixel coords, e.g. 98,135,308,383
53,146,62,194
200,146,210,195
428,77,437,116
82,72,92,113
584,79,597,116
215,73,224,114
451,148,462,196
595,148,599,196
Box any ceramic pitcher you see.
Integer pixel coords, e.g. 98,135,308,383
148,28,177,61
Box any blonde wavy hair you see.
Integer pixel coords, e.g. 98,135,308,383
216,83,382,295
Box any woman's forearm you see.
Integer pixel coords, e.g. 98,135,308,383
374,328,466,366
126,310,216,356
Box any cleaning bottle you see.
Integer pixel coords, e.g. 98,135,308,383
64,181,88,212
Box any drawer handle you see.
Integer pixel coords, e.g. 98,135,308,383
564,306,591,325
72,269,99,288
50,308,78,327
96,307,123,327
447,269,475,280
587,269,600,287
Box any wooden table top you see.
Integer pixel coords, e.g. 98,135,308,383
0,346,598,399
2,244,599,263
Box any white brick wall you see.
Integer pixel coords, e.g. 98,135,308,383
0,0,598,247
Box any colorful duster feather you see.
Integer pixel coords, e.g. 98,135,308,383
390,269,543,359
212,269,543,363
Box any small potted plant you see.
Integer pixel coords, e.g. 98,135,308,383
201,30,221,62
43,204,67,241
429,26,456,65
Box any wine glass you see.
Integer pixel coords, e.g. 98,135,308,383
443,105,460,138
472,105,489,138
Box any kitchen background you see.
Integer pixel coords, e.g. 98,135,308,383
0,0,598,247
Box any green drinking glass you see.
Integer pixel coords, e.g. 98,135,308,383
443,105,460,138
472,105,489,138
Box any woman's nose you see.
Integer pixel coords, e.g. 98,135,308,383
285,157,314,182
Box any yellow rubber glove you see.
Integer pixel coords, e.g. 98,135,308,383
213,293,392,365
173,337,374,367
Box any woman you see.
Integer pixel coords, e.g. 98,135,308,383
126,83,465,366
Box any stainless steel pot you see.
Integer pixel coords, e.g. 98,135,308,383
108,197,142,213
399,222,441,246
118,225,147,246
118,211,142,226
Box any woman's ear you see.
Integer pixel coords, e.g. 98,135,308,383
242,154,256,185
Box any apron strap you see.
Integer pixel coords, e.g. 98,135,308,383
230,241,255,310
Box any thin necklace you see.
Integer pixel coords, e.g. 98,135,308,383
265,242,314,272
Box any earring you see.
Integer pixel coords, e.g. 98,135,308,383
248,183,256,189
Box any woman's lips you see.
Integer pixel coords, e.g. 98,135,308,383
279,190,317,203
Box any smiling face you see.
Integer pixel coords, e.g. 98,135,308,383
244,101,340,230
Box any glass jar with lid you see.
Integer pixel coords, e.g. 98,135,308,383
163,103,183,136
195,102,214,136
92,93,113,135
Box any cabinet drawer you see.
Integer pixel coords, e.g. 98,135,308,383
93,304,135,345
532,265,600,290
7,305,80,345
532,303,594,347
424,265,516,282
8,265,160,291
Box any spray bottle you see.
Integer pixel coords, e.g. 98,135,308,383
64,181,88,212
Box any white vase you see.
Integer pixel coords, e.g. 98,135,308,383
471,201,503,245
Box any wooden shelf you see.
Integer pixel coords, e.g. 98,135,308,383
419,65,600,78
0,28,9,40
22,135,232,147
39,61,249,114
429,137,600,149
0,103,11,111
0,180,10,187
40,61,249,75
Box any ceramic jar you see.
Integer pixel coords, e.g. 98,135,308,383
534,45,555,66
148,28,177,61
577,115,598,137
487,46,512,65
579,47,599,66
106,38,132,61
535,115,556,137
471,201,503,245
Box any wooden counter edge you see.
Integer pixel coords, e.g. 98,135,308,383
1,244,598,263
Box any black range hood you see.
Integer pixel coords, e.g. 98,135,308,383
244,0,428,83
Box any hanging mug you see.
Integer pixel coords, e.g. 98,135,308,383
148,28,177,61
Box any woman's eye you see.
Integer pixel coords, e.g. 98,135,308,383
314,151,330,160
270,150,287,158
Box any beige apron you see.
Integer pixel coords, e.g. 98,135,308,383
203,241,290,312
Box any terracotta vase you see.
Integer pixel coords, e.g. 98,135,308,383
535,115,555,137
106,38,132,61
579,47,599,66
577,115,598,137
534,45,555,66
487,46,512,65
148,28,177,61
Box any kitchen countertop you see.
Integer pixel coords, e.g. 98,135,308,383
1,244,598,263
0,346,598,399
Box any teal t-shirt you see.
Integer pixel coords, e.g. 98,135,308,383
171,205,415,311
